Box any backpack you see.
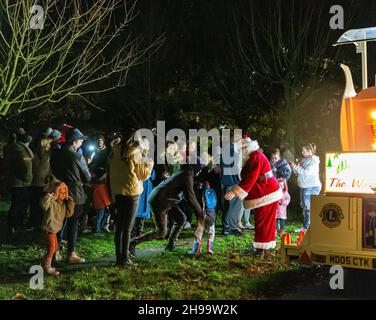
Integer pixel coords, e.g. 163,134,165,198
203,188,217,209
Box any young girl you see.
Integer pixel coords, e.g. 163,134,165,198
289,143,322,233
276,179,291,236
270,149,292,181
92,167,112,234
41,180,75,276
189,181,217,255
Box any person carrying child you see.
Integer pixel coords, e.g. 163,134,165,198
276,178,290,236
41,180,75,276
189,181,217,255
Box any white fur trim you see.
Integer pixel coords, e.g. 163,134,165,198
243,139,259,155
253,241,276,250
243,188,283,210
232,184,248,200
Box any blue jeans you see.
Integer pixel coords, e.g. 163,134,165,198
276,218,285,230
223,186,244,232
94,207,109,233
300,186,321,230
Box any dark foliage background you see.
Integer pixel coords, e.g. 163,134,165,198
1,0,376,157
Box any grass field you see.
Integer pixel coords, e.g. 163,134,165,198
0,200,316,300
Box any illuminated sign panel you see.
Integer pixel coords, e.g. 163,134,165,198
325,153,376,194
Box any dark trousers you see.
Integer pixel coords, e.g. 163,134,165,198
66,204,83,253
8,187,30,230
115,195,140,265
131,217,145,238
132,202,186,246
29,186,45,228
181,199,193,224
57,219,67,248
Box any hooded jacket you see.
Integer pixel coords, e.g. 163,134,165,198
291,155,321,189
109,144,153,198
41,193,75,233
272,159,292,181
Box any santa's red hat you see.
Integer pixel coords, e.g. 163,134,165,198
55,124,74,144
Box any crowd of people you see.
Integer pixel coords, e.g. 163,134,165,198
0,125,322,275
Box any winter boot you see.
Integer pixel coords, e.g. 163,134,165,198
42,256,60,276
165,240,175,252
207,240,214,254
187,241,201,256
252,248,265,258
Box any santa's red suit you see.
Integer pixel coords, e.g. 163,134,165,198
232,139,283,250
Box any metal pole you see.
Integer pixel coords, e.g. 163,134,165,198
360,41,368,90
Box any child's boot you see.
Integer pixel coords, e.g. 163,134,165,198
187,241,201,256
42,256,60,276
207,239,214,254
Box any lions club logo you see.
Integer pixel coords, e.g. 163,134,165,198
319,203,344,228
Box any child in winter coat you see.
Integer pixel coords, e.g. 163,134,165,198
91,167,112,233
189,182,217,255
276,178,291,236
41,180,75,276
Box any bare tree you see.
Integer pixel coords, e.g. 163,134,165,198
0,0,164,117
232,0,356,150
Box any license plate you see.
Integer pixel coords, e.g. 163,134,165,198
327,255,375,269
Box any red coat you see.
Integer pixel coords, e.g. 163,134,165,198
92,182,112,210
232,150,283,209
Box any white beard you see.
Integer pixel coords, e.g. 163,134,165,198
241,140,260,167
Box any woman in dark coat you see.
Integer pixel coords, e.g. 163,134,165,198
130,164,204,253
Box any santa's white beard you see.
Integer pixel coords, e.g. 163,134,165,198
242,140,260,167
242,152,249,168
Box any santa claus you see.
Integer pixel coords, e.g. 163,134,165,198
225,135,283,257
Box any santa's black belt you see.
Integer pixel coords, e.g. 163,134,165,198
257,170,274,183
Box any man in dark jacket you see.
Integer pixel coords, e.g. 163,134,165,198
50,128,91,264
5,133,33,235
220,136,245,236
130,164,204,253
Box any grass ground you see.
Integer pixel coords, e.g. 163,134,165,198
0,200,316,300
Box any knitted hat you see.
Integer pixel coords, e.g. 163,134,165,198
49,129,62,141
